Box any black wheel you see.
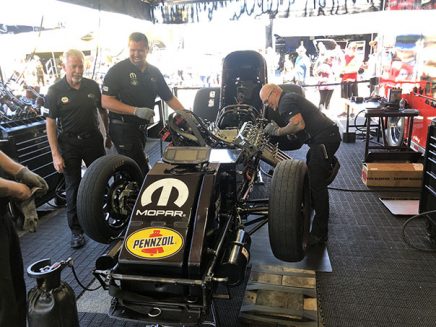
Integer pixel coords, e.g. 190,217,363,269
77,154,144,244
386,117,404,147
268,159,310,262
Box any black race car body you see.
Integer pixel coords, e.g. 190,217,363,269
77,51,310,326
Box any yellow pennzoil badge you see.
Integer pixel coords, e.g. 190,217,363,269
125,227,183,260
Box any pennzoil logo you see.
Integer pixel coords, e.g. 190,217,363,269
125,227,183,259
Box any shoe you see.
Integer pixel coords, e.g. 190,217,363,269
337,112,347,118
307,233,328,248
71,233,86,249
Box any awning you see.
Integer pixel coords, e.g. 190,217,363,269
273,10,436,37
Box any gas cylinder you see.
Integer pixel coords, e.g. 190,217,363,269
27,258,79,327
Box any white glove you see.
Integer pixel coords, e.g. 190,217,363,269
134,107,155,121
264,121,281,136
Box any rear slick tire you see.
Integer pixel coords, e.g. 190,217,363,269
77,154,143,244
268,159,310,262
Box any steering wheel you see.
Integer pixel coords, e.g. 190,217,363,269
167,110,231,147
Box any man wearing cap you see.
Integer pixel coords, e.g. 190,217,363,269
260,83,341,246
102,32,185,175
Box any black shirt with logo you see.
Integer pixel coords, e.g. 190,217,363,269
45,77,102,134
102,59,173,124
274,92,340,144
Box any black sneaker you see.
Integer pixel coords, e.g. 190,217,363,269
71,233,86,249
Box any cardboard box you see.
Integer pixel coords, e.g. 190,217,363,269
362,163,423,187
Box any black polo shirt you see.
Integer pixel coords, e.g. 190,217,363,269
45,77,102,134
102,59,173,124
273,92,339,144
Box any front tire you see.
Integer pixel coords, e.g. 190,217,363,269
268,159,310,262
77,154,143,244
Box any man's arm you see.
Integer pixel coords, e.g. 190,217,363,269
0,178,31,200
98,107,112,148
101,95,136,115
166,96,185,111
101,95,154,121
46,117,65,173
0,151,32,200
98,108,110,135
0,151,23,176
279,113,306,136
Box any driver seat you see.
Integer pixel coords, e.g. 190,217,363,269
192,87,220,123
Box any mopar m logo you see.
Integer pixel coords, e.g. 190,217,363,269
136,209,183,217
140,178,189,207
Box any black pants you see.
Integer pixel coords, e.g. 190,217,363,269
109,122,149,176
0,212,27,327
319,89,334,109
306,141,340,238
59,132,105,235
341,81,358,98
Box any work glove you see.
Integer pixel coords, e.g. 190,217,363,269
15,187,40,232
15,167,49,197
134,107,155,121
264,121,281,137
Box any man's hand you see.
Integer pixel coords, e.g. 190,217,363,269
15,167,49,197
134,107,155,121
264,121,281,136
52,153,65,173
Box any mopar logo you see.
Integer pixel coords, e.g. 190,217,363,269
135,209,183,217
141,178,189,207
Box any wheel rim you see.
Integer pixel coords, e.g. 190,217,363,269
103,171,140,230
387,117,404,146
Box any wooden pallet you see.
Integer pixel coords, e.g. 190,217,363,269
239,265,320,327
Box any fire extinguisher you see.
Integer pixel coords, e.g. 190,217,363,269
27,257,79,327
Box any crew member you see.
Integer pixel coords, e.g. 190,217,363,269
102,32,185,175
294,45,311,87
340,44,361,98
46,49,110,249
0,151,48,326
260,84,341,246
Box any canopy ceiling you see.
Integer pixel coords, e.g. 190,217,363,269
58,0,153,21
58,0,384,24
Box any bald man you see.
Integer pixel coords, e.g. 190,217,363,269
260,84,341,246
